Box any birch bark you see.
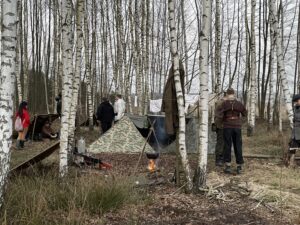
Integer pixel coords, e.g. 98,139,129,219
269,0,294,127
195,0,211,189
248,0,257,135
59,0,74,177
0,0,17,205
68,0,85,151
168,0,193,191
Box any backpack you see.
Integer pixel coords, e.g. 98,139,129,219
14,116,23,132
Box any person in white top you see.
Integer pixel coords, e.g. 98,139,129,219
114,94,126,121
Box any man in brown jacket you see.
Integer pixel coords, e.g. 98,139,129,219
217,88,247,174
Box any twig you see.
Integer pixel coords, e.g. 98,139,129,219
171,182,188,195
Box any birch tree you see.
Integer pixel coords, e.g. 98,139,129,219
168,0,193,191
0,0,17,205
194,0,211,189
59,0,74,177
248,0,257,135
84,3,94,130
268,6,276,128
269,0,294,127
68,0,85,152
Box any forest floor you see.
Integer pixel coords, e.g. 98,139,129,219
7,121,300,225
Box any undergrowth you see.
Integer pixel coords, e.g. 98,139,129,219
0,167,143,225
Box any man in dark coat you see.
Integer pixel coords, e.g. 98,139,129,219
96,97,115,134
161,61,185,135
217,88,247,174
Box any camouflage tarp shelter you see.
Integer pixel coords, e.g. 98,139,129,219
162,118,216,153
87,116,154,153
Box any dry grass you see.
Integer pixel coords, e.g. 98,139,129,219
0,167,144,225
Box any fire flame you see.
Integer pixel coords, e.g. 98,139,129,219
148,159,156,172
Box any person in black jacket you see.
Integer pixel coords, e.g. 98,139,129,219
55,93,62,117
96,97,115,134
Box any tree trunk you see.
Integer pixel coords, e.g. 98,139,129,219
269,0,294,128
215,0,221,94
268,4,276,129
248,0,257,136
84,4,93,130
0,0,17,205
195,0,211,189
168,0,193,191
68,0,85,152
59,0,74,177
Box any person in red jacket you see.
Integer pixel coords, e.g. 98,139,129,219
16,101,30,149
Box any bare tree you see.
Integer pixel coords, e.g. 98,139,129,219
0,0,17,205
194,0,211,189
269,0,294,127
168,0,193,191
59,0,74,177
248,0,257,135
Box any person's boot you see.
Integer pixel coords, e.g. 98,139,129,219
20,140,25,148
224,164,231,174
236,165,243,174
16,140,21,149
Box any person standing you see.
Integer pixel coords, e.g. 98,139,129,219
214,92,227,166
114,94,126,122
55,93,62,117
218,88,247,174
96,97,115,133
16,101,30,149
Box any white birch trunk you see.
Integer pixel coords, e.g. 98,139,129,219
248,0,257,134
269,0,294,128
68,0,85,150
168,0,193,191
84,10,94,130
268,14,276,127
59,0,74,177
195,0,211,189
0,0,17,205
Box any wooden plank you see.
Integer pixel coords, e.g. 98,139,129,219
244,154,300,160
10,141,60,173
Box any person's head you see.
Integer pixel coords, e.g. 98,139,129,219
55,93,62,102
115,94,122,100
102,97,108,103
226,88,235,96
293,94,300,106
18,101,28,117
44,119,51,126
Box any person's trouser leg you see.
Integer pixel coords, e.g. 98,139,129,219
232,128,244,165
223,128,233,164
215,128,224,163
101,122,112,133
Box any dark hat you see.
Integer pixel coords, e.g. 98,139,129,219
292,94,300,102
226,88,235,95
21,101,28,106
102,97,108,102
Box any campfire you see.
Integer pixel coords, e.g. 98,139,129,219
146,152,159,173
148,159,156,172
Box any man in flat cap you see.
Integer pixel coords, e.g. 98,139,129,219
217,88,247,174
